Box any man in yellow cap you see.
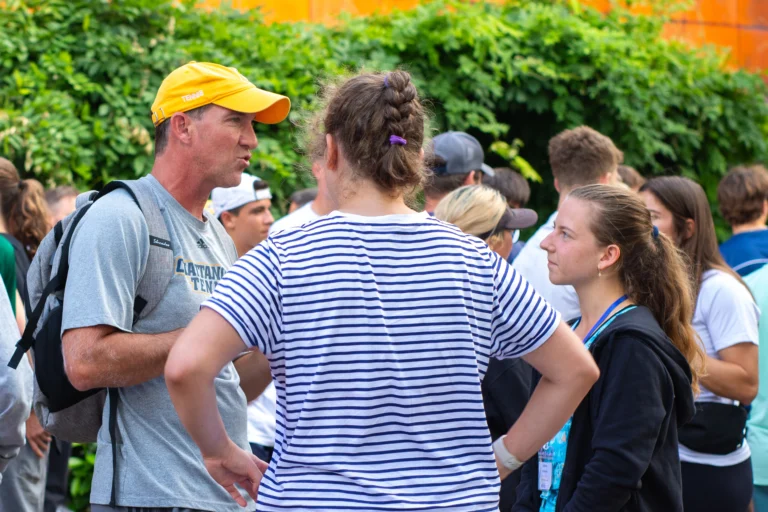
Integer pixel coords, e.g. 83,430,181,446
60,62,288,511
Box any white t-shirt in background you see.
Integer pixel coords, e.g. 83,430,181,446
247,383,276,447
269,201,320,234
679,269,760,467
512,211,581,322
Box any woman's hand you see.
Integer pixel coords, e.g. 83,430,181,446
204,440,268,507
26,410,51,458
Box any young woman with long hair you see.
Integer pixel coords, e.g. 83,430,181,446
162,71,600,511
514,184,704,512
641,176,759,512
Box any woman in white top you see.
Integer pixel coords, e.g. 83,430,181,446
162,70,599,511
641,176,759,512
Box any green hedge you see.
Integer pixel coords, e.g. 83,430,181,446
2,0,767,227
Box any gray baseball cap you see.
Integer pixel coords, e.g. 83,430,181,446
432,132,495,177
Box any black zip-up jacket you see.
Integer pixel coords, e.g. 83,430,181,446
513,306,696,512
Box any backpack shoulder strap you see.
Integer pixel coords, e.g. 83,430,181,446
113,179,174,323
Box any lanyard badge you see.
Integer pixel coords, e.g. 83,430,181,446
538,443,554,491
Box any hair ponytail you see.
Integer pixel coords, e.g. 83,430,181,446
569,184,705,394
0,158,50,259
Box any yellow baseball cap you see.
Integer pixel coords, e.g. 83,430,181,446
150,62,291,127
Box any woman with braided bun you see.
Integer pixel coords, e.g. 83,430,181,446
514,184,703,512
166,70,598,510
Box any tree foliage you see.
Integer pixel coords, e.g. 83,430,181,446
2,1,767,509
1,0,767,221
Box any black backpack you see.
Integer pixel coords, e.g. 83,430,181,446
7,179,173,506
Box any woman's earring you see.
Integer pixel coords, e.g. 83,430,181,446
598,268,602,277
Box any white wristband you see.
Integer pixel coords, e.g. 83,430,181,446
492,435,524,471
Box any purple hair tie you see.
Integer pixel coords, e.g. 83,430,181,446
389,135,407,146
384,74,390,88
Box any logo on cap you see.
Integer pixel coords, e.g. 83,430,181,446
182,90,204,102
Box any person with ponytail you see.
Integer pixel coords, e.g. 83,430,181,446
164,70,600,511
514,184,703,512
0,157,50,302
641,176,759,512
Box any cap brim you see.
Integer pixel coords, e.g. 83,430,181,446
481,164,495,177
214,86,291,124
498,207,538,230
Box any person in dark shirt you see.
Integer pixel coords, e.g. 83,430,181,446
514,184,703,512
718,165,768,276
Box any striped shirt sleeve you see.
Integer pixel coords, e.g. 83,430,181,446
202,241,281,355
489,252,561,359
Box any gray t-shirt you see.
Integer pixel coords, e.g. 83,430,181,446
62,175,250,510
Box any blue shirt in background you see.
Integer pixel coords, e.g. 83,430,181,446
745,266,768,487
508,241,525,263
720,229,768,276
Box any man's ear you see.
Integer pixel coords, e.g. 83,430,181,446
220,211,236,231
462,171,481,187
169,112,194,146
554,178,561,194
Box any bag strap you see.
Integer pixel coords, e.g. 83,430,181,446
116,179,174,323
108,387,120,507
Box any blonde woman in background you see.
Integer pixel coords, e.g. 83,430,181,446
434,185,538,260
435,184,539,512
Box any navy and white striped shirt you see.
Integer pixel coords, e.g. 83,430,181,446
204,211,561,511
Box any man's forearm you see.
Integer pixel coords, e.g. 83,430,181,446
64,328,181,390
234,351,272,402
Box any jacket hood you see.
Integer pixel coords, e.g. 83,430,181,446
592,305,696,427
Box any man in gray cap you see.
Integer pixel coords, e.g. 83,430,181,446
423,131,495,213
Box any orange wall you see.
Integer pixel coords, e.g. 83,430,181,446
663,0,768,73
201,0,768,72
199,0,419,24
